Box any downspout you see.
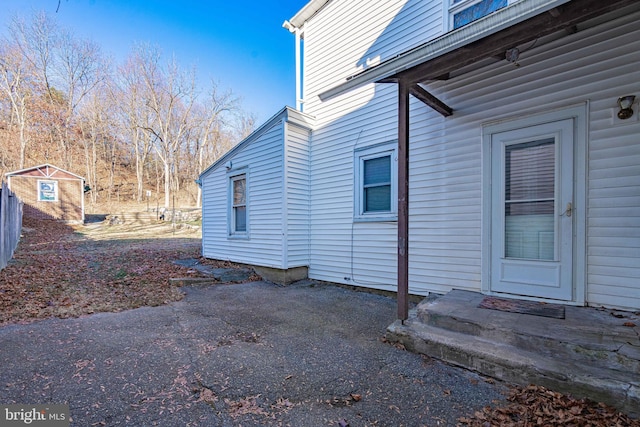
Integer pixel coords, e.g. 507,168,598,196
281,118,289,270
283,20,303,111
295,27,302,111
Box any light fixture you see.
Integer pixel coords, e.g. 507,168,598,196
617,95,635,120
505,47,520,67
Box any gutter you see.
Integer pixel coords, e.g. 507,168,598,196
288,0,331,29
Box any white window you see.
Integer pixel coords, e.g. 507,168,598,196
229,172,248,236
448,0,514,30
354,143,397,222
37,180,58,202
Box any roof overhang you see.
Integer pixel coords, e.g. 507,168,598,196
287,0,331,30
319,0,638,101
4,163,85,181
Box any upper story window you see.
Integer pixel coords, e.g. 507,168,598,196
449,0,509,30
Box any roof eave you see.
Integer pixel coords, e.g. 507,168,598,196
4,163,85,181
289,0,331,29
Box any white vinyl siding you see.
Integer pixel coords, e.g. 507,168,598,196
301,0,443,291
308,86,400,290
417,11,640,308
302,0,444,116
201,108,313,270
202,122,283,267
284,122,312,268
305,4,640,309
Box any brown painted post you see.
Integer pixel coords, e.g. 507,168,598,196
397,79,410,322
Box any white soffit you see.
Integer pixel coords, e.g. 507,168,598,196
289,0,331,29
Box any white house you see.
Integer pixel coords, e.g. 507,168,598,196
200,0,640,314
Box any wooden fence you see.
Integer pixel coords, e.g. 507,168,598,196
0,181,23,271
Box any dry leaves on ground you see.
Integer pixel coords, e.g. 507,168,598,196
458,384,640,426
0,216,237,325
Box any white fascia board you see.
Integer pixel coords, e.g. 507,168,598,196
4,163,85,181
319,0,570,101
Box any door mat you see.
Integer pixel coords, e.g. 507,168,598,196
478,296,565,319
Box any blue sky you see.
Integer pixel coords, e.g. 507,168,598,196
2,0,309,123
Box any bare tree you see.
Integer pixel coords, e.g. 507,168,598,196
0,42,33,169
192,80,237,206
134,44,197,208
9,12,57,101
236,110,257,140
78,77,117,205
115,53,155,202
7,11,104,170
55,29,104,168
0,10,254,209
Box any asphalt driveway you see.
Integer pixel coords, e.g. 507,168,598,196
0,280,507,426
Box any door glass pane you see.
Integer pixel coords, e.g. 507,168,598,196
504,139,555,260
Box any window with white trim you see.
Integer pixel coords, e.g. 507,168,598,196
229,173,247,236
448,0,514,30
354,143,397,222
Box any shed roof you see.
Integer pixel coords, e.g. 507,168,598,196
5,164,84,181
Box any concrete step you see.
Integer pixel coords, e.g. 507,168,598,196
414,290,640,373
385,290,640,417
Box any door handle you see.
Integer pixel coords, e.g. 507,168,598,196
561,202,572,217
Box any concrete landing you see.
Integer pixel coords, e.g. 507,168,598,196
174,258,255,282
385,290,640,417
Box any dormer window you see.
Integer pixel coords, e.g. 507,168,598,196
449,0,509,30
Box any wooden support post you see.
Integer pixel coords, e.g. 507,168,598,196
397,80,410,322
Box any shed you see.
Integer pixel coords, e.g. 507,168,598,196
5,164,85,223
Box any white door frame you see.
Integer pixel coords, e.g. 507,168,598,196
481,104,587,305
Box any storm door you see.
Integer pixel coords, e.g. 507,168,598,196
489,119,573,300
